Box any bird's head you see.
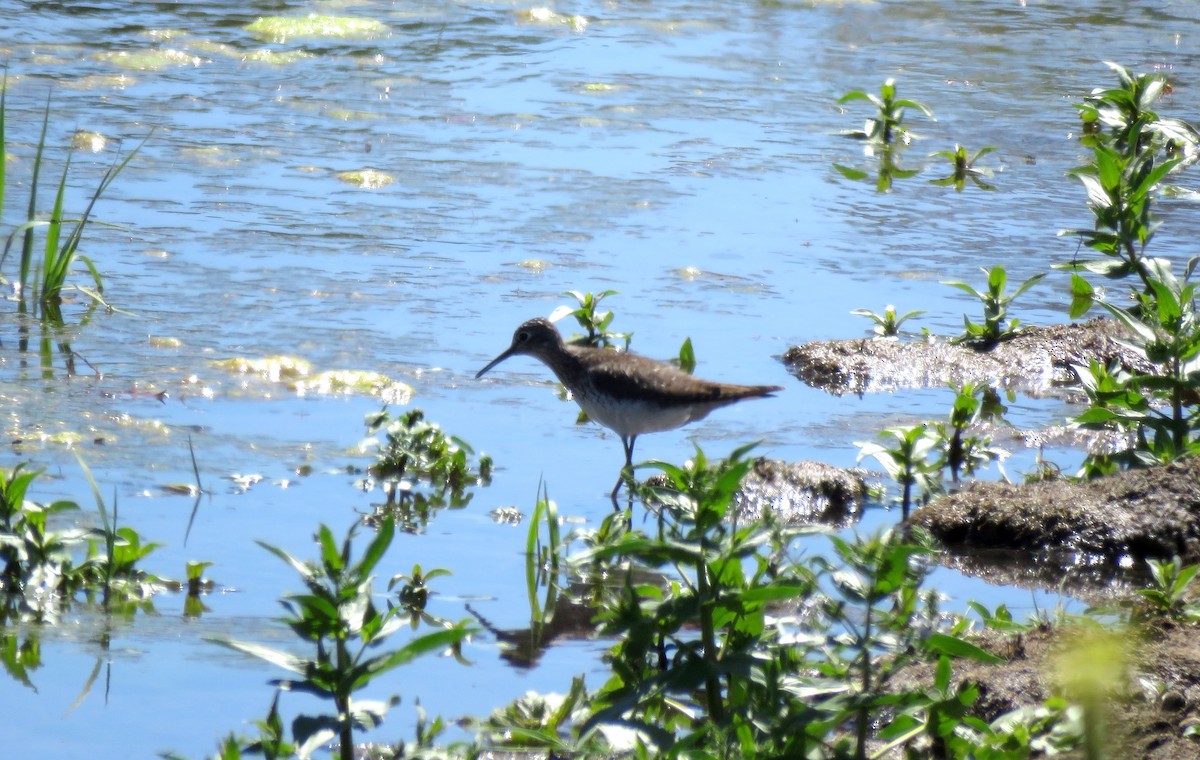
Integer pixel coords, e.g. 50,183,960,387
475,317,564,378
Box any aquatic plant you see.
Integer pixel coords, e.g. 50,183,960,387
190,443,1104,759
550,288,630,349
930,144,997,191
361,407,493,528
857,423,943,519
1059,61,1199,302
469,446,1030,758
0,81,148,322
1057,65,1200,474
850,303,925,338
838,78,934,146
0,462,175,623
931,382,1004,482
209,516,474,760
676,336,696,374
1075,259,1200,470
943,265,1045,346
244,15,389,43
523,482,561,653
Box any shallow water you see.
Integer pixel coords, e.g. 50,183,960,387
1,0,1199,754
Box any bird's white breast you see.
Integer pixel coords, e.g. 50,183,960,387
575,394,697,438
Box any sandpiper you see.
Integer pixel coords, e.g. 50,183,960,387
475,317,783,506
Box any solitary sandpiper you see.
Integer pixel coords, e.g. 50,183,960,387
475,317,783,505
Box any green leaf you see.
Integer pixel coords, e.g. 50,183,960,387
207,637,307,674
1009,272,1046,300
1070,273,1095,298
1100,302,1159,345
1075,407,1119,425
739,584,812,603
315,524,343,576
935,654,952,691
356,626,473,687
257,541,316,582
924,632,1005,663
677,337,696,375
1077,173,1113,209
837,90,872,105
942,280,983,299
357,516,394,579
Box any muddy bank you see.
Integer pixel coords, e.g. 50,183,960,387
896,621,1200,759
910,457,1200,567
783,318,1150,396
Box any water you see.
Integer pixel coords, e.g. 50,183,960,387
1,0,1198,755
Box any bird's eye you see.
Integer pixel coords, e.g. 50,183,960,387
517,330,530,343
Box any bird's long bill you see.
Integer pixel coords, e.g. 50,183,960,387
475,347,517,379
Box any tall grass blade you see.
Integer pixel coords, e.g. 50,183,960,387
20,93,52,307
75,454,115,607
524,481,546,624
183,435,203,546
43,129,151,312
40,154,70,308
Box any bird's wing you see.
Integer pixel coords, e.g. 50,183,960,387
582,353,729,403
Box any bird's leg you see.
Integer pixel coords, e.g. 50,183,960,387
610,435,637,511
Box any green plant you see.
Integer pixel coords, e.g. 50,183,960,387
77,456,166,610
857,423,942,519
1058,65,1200,475
930,144,996,191
935,697,1085,758
362,407,493,526
932,382,1003,482
838,78,934,146
182,560,213,617
548,443,824,755
1059,62,1199,303
389,562,452,630
676,336,695,374
550,289,630,349
850,304,925,338
522,482,561,651
472,676,590,753
0,83,149,322
834,143,922,192
966,601,1034,634
1072,259,1200,470
210,516,474,760
1076,62,1197,164
943,265,1045,346
813,532,1005,759
0,461,176,622
1132,557,1200,621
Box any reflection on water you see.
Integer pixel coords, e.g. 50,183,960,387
0,0,1199,754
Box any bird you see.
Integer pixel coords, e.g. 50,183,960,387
475,317,783,507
